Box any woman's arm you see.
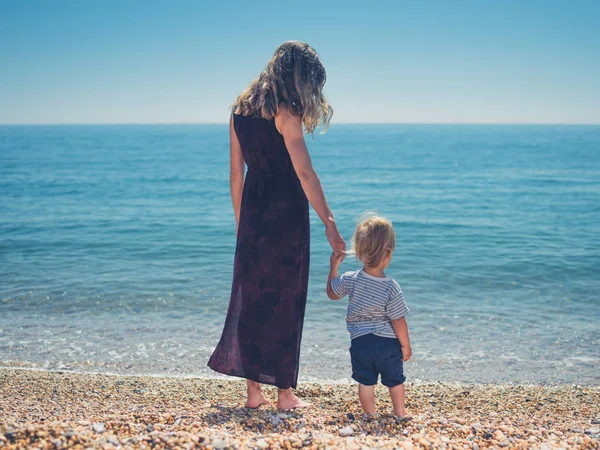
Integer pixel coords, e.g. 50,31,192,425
230,114,245,234
275,105,345,255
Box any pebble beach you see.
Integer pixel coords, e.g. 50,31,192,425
1,369,598,449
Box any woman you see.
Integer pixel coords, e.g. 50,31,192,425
208,41,345,409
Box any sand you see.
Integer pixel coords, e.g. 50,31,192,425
0,368,598,449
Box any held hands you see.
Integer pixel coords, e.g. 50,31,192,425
401,345,412,362
330,251,344,268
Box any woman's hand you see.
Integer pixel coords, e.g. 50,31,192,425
326,223,346,257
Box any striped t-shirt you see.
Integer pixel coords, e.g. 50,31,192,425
330,269,409,340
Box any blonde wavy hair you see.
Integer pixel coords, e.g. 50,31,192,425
350,214,396,268
232,41,333,134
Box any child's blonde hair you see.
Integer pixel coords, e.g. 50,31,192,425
350,214,396,268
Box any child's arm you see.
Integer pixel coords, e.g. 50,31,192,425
327,252,345,300
391,318,412,362
387,281,412,362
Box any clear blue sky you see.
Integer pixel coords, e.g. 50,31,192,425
1,0,599,124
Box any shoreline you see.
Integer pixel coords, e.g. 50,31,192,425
1,364,597,389
1,368,599,449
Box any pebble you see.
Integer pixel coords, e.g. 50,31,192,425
339,426,354,437
269,415,282,426
493,430,506,440
0,368,598,450
211,438,227,449
106,435,120,446
256,438,269,449
4,429,17,441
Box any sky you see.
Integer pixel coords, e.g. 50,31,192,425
1,0,599,125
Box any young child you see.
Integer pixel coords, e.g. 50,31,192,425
327,215,412,417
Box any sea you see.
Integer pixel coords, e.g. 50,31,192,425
1,124,599,385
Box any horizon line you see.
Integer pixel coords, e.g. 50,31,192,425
1,122,600,127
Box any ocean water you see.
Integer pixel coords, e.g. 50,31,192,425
1,124,599,385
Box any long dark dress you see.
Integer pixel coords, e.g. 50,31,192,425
207,113,310,389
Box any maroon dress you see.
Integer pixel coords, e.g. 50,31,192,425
208,113,310,389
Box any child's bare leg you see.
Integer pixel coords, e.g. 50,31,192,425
245,379,270,408
388,383,406,416
358,383,376,414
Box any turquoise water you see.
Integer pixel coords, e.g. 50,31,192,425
1,124,599,384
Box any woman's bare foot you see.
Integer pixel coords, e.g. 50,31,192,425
277,388,311,410
245,394,270,408
245,380,270,409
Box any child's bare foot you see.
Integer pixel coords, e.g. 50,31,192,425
245,380,271,409
277,388,311,410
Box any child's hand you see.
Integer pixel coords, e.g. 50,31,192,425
330,251,344,267
401,345,412,362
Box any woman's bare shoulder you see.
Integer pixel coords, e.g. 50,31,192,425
275,102,301,134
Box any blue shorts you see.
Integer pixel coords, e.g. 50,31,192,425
350,334,406,387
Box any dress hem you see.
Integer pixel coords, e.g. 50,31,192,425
207,362,297,390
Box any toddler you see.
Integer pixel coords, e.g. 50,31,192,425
327,215,412,417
